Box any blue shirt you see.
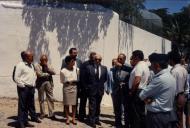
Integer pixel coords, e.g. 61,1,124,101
139,69,176,112
105,68,114,94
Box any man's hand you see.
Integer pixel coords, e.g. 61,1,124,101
144,98,153,104
105,90,109,95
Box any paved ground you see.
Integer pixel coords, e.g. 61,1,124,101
0,97,115,128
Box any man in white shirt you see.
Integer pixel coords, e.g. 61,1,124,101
168,51,188,128
128,50,150,128
14,51,41,128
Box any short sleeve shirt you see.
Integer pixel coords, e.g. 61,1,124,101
129,61,150,89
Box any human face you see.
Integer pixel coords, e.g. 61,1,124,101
71,50,78,59
150,62,159,74
95,57,102,65
40,56,48,65
117,55,125,65
68,59,75,68
90,53,96,61
26,52,33,64
130,55,138,67
112,59,117,67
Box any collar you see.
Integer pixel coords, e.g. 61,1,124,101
135,61,144,67
23,62,28,65
154,69,168,78
171,64,181,71
174,64,181,68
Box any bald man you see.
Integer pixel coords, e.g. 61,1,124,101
14,51,41,128
83,54,107,127
35,55,56,120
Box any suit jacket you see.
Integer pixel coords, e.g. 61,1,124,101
84,64,107,96
111,65,132,94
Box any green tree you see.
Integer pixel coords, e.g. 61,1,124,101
112,0,145,24
150,5,190,53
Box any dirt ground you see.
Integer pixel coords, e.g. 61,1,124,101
0,97,115,128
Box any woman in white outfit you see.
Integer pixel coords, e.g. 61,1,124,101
60,56,79,125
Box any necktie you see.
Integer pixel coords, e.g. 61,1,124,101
26,63,32,68
96,65,99,80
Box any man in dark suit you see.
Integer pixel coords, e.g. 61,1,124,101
78,52,96,121
111,53,132,128
84,54,107,127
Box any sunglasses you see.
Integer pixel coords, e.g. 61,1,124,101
95,58,102,61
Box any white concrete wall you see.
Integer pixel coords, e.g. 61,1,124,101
0,2,171,107
119,21,171,62
0,3,118,106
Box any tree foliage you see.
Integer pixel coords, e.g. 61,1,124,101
150,5,190,52
24,0,145,24
111,0,145,23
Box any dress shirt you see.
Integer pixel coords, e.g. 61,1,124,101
186,74,190,99
105,68,114,94
95,65,101,79
139,69,176,112
14,61,37,87
129,61,150,89
171,64,188,95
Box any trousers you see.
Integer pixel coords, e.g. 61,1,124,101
38,81,54,117
17,86,37,123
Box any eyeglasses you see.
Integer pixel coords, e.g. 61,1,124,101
95,58,102,61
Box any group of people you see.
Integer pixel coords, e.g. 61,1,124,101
13,48,190,128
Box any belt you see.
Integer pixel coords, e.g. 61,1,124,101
147,111,170,115
25,84,34,88
64,81,78,85
178,92,184,95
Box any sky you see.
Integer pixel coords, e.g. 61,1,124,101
144,0,190,13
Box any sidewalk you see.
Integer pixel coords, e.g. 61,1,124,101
0,97,114,128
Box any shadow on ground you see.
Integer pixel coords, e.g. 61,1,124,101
7,116,18,128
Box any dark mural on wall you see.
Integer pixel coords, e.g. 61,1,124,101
22,4,113,62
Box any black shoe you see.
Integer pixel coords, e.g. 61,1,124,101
49,115,56,120
78,117,85,122
24,122,34,127
95,121,101,126
39,114,47,119
18,122,25,128
88,122,96,128
31,118,41,123
90,124,96,128
115,124,123,128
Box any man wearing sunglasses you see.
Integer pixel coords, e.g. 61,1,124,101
84,54,107,127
